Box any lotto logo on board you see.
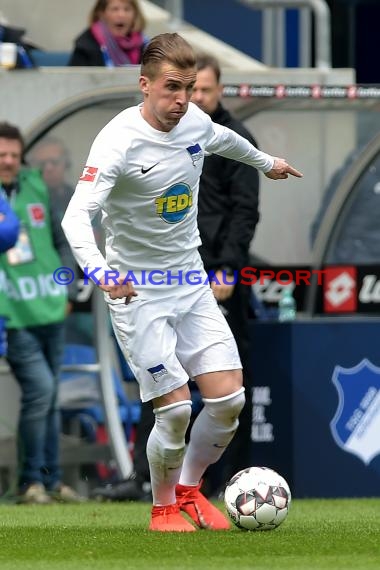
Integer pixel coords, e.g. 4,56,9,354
323,266,357,312
79,166,98,183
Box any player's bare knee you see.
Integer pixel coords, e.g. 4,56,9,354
196,369,243,399
203,387,245,428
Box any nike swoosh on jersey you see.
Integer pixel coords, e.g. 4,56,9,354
141,163,159,174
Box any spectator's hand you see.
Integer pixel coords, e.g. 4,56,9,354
99,276,138,305
265,158,303,180
211,270,235,302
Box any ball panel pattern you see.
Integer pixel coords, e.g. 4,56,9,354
224,466,291,531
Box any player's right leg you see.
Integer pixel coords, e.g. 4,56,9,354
175,285,245,530
148,395,195,532
108,297,196,531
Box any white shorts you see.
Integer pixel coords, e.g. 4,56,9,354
108,284,242,402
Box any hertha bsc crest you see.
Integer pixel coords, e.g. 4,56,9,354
330,359,380,465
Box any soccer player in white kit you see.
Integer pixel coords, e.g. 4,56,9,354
62,32,302,531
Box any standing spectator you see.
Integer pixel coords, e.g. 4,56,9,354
28,137,87,344
62,32,301,531
28,137,74,222
68,0,148,67
192,53,260,493
0,122,82,504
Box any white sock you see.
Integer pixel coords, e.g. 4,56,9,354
147,400,192,506
179,387,245,486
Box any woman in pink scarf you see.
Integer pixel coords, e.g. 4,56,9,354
69,0,148,67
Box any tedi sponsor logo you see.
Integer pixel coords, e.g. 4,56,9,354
330,359,380,465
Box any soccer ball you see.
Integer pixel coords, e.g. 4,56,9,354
224,466,291,531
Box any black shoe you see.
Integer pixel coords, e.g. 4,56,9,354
90,475,151,502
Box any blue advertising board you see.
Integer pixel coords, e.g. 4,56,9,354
249,319,380,498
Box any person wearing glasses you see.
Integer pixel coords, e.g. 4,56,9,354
28,137,74,222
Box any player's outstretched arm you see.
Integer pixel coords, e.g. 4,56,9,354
265,157,303,180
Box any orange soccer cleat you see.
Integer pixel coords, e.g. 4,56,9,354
176,482,230,530
149,504,196,532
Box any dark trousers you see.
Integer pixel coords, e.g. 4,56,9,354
6,323,65,490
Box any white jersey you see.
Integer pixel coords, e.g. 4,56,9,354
62,102,274,287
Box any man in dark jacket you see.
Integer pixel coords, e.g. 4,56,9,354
91,53,260,501
190,54,259,493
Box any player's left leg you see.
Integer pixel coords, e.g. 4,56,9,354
176,375,245,529
175,286,245,529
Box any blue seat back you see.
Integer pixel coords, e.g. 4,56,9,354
31,50,70,66
60,343,140,437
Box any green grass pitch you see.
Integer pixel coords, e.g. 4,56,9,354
0,499,379,570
